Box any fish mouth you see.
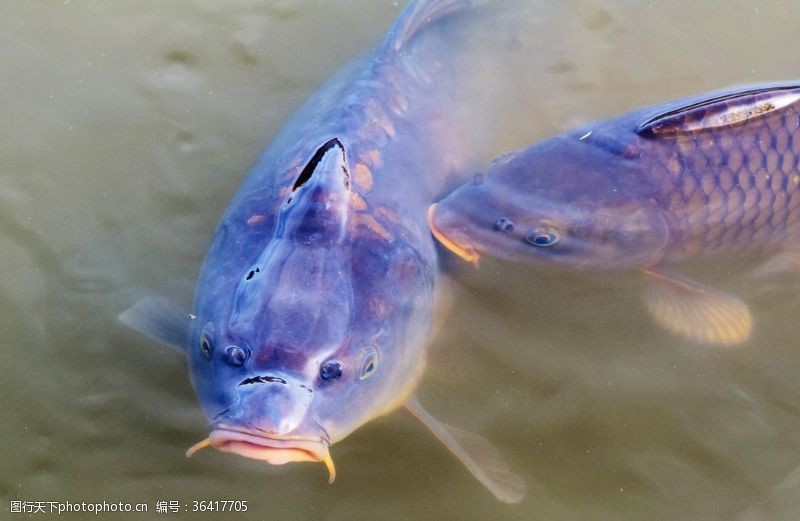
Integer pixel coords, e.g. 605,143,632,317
186,424,336,483
428,204,480,266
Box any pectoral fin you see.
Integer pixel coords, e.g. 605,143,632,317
119,297,191,353
405,395,525,503
642,269,752,346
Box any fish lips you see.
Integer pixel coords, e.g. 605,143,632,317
187,425,337,482
428,203,481,266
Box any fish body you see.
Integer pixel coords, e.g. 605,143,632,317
121,0,524,503
190,45,448,445
189,2,460,465
431,82,800,345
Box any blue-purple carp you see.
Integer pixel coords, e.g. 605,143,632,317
430,82,800,346
120,0,524,504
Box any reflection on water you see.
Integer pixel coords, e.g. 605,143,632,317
2,1,800,520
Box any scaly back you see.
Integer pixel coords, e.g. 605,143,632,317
638,83,800,260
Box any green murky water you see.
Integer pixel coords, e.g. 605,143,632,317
3,1,800,520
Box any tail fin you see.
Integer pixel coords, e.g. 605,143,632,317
381,0,477,55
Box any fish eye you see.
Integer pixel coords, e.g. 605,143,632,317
526,227,559,247
200,323,214,357
359,347,379,380
200,335,212,357
225,345,249,366
320,360,342,381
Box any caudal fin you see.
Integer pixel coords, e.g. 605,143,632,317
382,0,478,55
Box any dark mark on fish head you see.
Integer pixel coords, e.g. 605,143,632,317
239,375,288,386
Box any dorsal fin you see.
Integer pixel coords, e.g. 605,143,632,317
382,0,476,55
637,83,800,138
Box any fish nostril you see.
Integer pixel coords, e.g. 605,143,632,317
494,217,515,233
225,345,250,366
319,360,342,380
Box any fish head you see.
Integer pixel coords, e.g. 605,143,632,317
431,135,670,269
186,138,434,479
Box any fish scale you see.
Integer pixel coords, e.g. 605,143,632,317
646,96,800,259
